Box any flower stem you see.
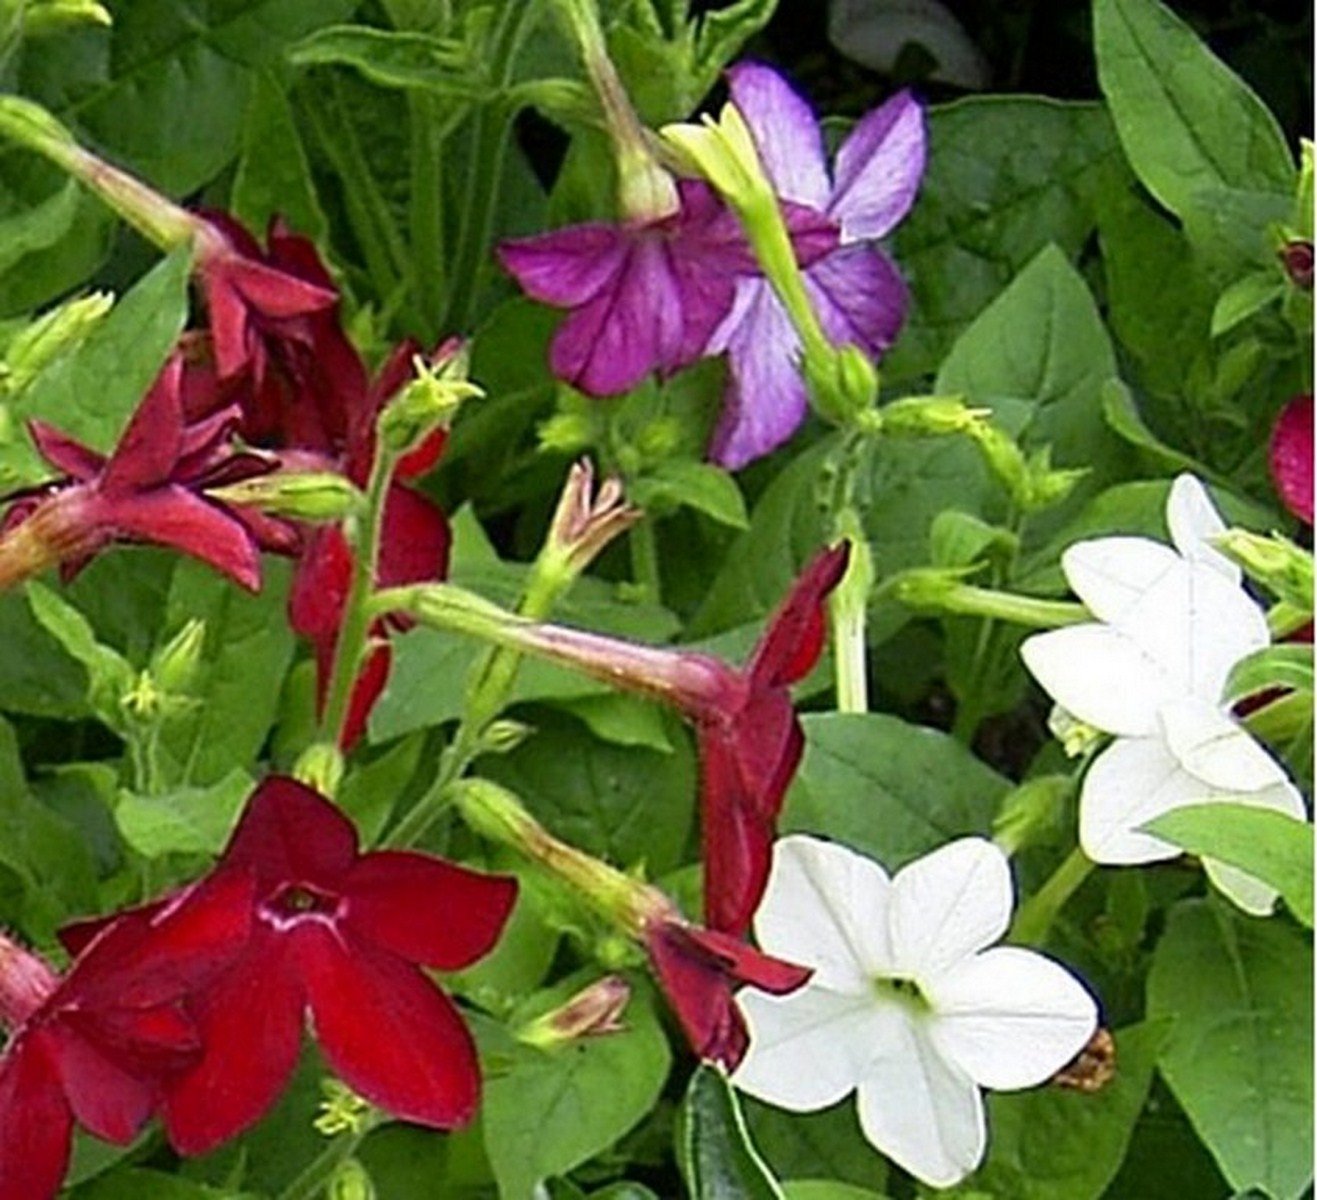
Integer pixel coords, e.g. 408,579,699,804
319,449,396,750
1010,846,1095,945
275,1121,379,1200
628,518,661,605
829,510,871,714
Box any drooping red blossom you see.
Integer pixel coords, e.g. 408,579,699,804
645,919,810,1069
470,544,850,937
0,873,252,1200
158,776,516,1154
1270,394,1313,526
0,352,296,592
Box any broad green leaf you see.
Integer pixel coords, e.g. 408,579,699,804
289,25,484,96
0,176,80,273
964,1022,1166,1200
784,712,1007,868
1099,380,1214,478
679,1065,784,1200
556,693,675,753
481,707,696,876
1211,271,1285,337
340,731,427,846
478,983,671,1200
1147,899,1313,1199
632,459,750,530
936,243,1125,499
157,558,295,787
781,1186,888,1200
114,769,252,859
10,246,191,476
745,1098,889,1193
0,590,89,717
231,70,328,242
1093,0,1294,218
1224,643,1314,704
1145,805,1313,927
75,1167,260,1199
887,98,1121,383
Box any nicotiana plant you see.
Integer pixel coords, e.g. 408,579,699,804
0,0,1309,1198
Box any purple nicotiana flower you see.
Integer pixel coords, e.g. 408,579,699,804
498,181,836,398
706,64,927,469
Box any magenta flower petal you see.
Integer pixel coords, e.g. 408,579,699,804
1270,394,1313,525
100,356,187,494
27,421,105,481
163,927,305,1155
726,62,830,209
345,851,517,970
296,925,481,1129
828,90,927,241
807,244,908,360
0,1039,73,1200
707,278,808,469
497,224,629,307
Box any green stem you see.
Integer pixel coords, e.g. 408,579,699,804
408,91,448,337
628,518,661,605
1010,846,1095,945
319,448,396,749
275,1124,376,1200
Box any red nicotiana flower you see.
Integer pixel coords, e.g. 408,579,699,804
158,776,516,1154
0,351,296,592
1270,393,1314,526
0,873,252,1200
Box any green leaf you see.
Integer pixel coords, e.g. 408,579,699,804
231,70,328,242
1093,0,1294,218
1211,271,1285,337
0,177,81,274
478,983,671,1200
1224,643,1314,704
1147,899,1313,1199
556,693,675,753
114,769,252,859
936,243,1125,500
679,1065,784,1200
1099,380,1214,477
632,459,750,530
481,707,696,877
781,1186,888,1200
289,25,484,96
156,558,295,787
887,98,1121,383
10,246,191,475
75,1167,261,1199
964,1022,1166,1200
744,1098,889,1193
1145,805,1313,928
784,713,1008,868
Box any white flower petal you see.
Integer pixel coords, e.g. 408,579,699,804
1061,536,1181,625
1020,625,1178,736
733,984,899,1111
855,1021,985,1188
1167,474,1239,583
1079,735,1194,864
925,947,1098,1090
889,839,1012,978
754,835,893,992
1158,696,1294,792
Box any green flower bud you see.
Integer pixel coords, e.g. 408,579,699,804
327,1160,375,1200
878,394,990,438
207,471,362,523
2,292,113,397
1213,528,1314,611
538,410,595,454
378,346,482,458
294,742,345,799
1048,706,1104,758
804,343,879,425
662,103,771,214
150,619,206,695
515,975,630,1049
477,718,535,756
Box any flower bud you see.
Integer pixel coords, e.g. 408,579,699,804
804,343,878,426
1213,528,1314,611
378,346,482,458
884,566,979,611
878,394,990,438
1049,705,1104,758
0,931,59,1028
1280,241,1314,291
207,471,362,523
327,1160,376,1200
150,618,206,695
476,718,535,756
515,974,631,1049
1,291,113,397
540,459,642,586
294,742,345,799
662,103,770,214
538,410,595,454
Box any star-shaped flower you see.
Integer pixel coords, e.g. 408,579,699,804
732,835,1097,1188
703,64,926,468
1021,474,1307,913
0,351,294,592
160,776,517,1153
0,873,252,1200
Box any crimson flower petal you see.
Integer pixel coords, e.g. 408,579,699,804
27,420,105,481
377,484,452,593
1270,394,1313,525
748,543,850,689
163,926,305,1155
296,924,481,1129
337,641,392,752
42,1023,158,1145
345,851,517,969
222,776,359,885
100,356,186,495
0,1037,74,1200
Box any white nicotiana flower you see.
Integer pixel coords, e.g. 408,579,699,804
1021,474,1306,914
732,835,1097,1188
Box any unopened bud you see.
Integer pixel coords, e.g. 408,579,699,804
1049,706,1104,758
538,410,595,454
878,394,990,438
477,718,535,756
1024,447,1087,508
294,742,345,799
207,471,362,523
327,1160,375,1200
635,417,682,462
516,974,631,1049
541,459,642,584
804,343,878,425
379,346,482,457
2,291,113,396
150,619,206,694
993,774,1070,855
1281,241,1314,290
1213,528,1314,611
662,103,769,214
884,565,979,611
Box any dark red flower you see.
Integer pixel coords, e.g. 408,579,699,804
645,920,810,1069
160,776,516,1154
0,873,252,1200
509,544,849,938
0,352,296,592
1270,394,1313,526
